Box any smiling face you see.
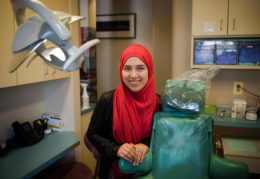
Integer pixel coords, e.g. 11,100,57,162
122,57,149,92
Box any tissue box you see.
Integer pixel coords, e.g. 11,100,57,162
239,41,260,65
216,40,238,65
194,40,215,65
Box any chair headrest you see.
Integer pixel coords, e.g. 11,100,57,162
162,79,206,118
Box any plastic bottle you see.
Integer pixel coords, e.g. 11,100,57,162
231,106,236,118
81,83,90,110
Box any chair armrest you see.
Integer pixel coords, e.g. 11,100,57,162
119,149,152,174
210,154,249,179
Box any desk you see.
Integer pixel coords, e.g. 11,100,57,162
0,131,79,179
222,138,260,174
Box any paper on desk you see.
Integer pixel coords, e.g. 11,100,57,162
227,138,258,153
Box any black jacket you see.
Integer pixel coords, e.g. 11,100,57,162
86,90,159,179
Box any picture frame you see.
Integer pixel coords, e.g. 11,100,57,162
96,13,136,39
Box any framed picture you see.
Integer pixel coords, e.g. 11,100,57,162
96,13,136,39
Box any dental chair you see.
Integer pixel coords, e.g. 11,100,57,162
119,79,249,179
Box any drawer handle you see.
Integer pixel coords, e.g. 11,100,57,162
233,18,236,31
220,19,223,31
44,64,48,76
52,69,56,75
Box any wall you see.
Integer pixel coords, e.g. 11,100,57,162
0,83,45,142
171,0,260,107
152,0,172,94
96,0,172,95
171,0,192,78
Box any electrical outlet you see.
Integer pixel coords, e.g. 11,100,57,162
233,81,243,95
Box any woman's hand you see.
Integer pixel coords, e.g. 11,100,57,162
133,143,149,166
117,143,149,166
117,143,137,163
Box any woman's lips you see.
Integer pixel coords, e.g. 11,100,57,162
129,80,140,86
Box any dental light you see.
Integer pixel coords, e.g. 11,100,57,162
9,0,100,73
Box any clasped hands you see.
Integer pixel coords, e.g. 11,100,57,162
117,143,148,166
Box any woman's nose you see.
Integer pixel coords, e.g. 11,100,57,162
130,69,138,77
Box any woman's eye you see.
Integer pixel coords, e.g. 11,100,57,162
123,67,131,71
137,66,145,71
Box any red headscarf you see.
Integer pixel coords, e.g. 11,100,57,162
113,44,159,144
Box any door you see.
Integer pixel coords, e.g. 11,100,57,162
228,0,260,35
192,0,228,36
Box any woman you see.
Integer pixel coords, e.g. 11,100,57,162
87,44,159,179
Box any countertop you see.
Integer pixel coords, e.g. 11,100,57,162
212,114,260,128
0,131,79,179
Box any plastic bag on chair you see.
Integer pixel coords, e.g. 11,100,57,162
162,68,220,117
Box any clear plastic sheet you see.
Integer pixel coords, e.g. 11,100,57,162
162,68,220,117
174,68,220,89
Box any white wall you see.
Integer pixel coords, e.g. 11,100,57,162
96,0,153,94
96,0,172,95
0,83,45,142
153,0,173,94
43,78,76,132
171,0,192,78
80,0,89,27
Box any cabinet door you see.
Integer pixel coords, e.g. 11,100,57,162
50,68,71,80
44,64,71,81
192,0,228,36
17,57,46,85
16,2,47,85
43,0,71,81
0,1,17,88
17,0,70,85
228,0,260,35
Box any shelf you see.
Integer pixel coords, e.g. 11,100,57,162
81,103,96,116
212,115,260,128
191,37,260,69
191,64,260,69
0,131,79,179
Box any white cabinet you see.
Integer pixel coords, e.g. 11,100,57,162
192,0,228,36
228,0,260,35
0,1,17,88
191,0,260,69
17,57,46,86
44,64,71,81
18,0,71,84
192,0,260,36
0,0,71,88
41,0,71,81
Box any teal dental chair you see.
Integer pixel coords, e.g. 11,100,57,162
119,80,249,179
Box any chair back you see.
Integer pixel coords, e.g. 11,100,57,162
84,133,100,179
144,112,211,179
84,134,100,159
